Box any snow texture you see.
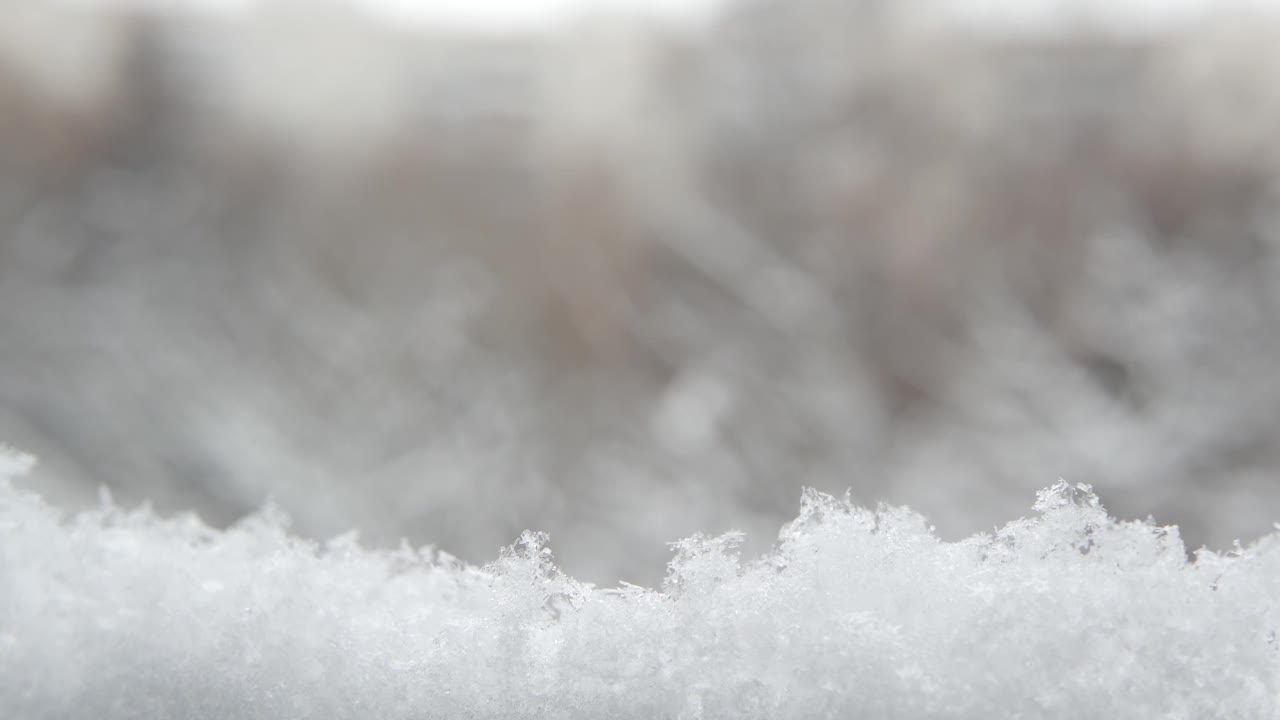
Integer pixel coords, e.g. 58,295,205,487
1,447,1277,718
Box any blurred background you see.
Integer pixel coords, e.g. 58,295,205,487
4,0,1280,586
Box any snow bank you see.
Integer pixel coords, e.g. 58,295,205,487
1,448,1276,718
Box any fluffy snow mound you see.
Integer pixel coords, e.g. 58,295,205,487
1,450,1277,718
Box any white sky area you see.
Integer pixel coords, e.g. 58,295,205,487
934,0,1280,34
58,0,1280,34
359,0,732,31
64,0,733,32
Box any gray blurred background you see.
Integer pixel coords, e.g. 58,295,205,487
4,0,1280,586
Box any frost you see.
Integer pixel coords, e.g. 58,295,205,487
1,455,1277,718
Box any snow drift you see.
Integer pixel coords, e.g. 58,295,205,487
1,447,1276,718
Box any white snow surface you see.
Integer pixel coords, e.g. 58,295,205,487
1,448,1277,718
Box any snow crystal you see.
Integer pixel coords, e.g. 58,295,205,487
1,450,1277,718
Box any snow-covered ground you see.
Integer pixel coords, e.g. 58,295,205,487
3,448,1277,718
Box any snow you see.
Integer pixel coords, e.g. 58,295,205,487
1,447,1276,718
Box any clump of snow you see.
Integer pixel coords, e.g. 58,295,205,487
1,450,1277,718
